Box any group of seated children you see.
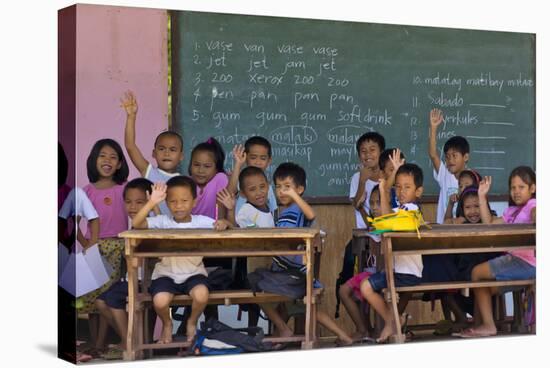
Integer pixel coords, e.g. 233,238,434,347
60,92,536,358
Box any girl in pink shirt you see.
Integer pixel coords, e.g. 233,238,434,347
459,166,536,338
188,137,229,219
80,138,130,355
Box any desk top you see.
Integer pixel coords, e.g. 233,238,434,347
119,228,320,240
353,224,535,239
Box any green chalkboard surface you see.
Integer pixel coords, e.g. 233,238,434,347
171,10,535,199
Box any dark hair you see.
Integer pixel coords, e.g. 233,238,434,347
356,132,385,154
154,131,183,151
166,175,197,199
273,162,307,190
459,169,481,186
508,166,536,205
188,137,226,175
123,178,153,199
379,148,405,171
86,139,129,184
59,142,69,188
443,136,470,155
239,166,268,189
395,163,423,188
245,136,272,157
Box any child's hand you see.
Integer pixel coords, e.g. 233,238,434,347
232,144,246,167
449,193,458,204
213,219,230,231
478,176,492,197
430,108,444,130
217,188,235,210
120,90,138,116
280,186,299,200
150,182,167,205
389,148,405,172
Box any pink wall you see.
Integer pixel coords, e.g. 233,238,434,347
74,4,168,188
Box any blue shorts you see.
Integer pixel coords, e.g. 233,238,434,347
367,271,422,292
97,281,140,310
148,274,210,297
489,254,536,281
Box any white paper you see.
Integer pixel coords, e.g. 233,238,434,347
58,243,70,279
59,243,114,297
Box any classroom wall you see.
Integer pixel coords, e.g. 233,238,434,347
67,4,168,188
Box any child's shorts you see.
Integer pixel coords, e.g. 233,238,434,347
368,271,422,292
345,271,374,301
489,254,536,282
97,281,134,309
148,274,210,297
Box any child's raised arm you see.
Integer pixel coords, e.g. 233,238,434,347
378,178,392,215
351,166,370,209
122,91,149,176
444,193,458,221
478,176,504,224
133,182,166,229
226,145,246,195
283,187,315,221
428,108,444,173
386,148,404,188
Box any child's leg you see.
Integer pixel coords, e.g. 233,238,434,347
95,315,109,349
339,283,368,339
186,284,209,342
360,277,394,342
111,309,129,349
152,292,175,344
316,311,353,345
470,261,497,335
261,303,293,337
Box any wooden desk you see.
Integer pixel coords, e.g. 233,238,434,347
119,228,321,360
355,224,535,342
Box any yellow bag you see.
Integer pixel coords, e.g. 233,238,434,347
367,209,428,238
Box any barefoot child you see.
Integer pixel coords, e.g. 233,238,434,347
360,163,424,342
132,177,232,343
262,162,354,346
460,167,536,338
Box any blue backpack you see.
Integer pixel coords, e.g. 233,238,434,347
192,319,272,356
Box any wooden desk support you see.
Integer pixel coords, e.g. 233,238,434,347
119,228,321,360
355,224,536,343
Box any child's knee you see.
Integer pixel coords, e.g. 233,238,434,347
95,298,107,311
190,285,209,304
153,292,173,309
471,263,486,281
339,283,351,298
359,278,373,297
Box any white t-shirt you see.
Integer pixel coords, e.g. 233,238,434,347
392,203,423,277
433,164,459,224
236,203,275,228
146,214,215,283
58,187,99,220
349,172,378,229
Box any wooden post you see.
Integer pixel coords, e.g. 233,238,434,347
124,238,138,361
383,237,404,343
302,238,314,349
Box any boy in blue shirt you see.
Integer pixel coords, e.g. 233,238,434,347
261,162,353,346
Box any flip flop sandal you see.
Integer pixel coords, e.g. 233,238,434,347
101,348,123,360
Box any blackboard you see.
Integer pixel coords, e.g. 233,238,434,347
171,10,535,199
